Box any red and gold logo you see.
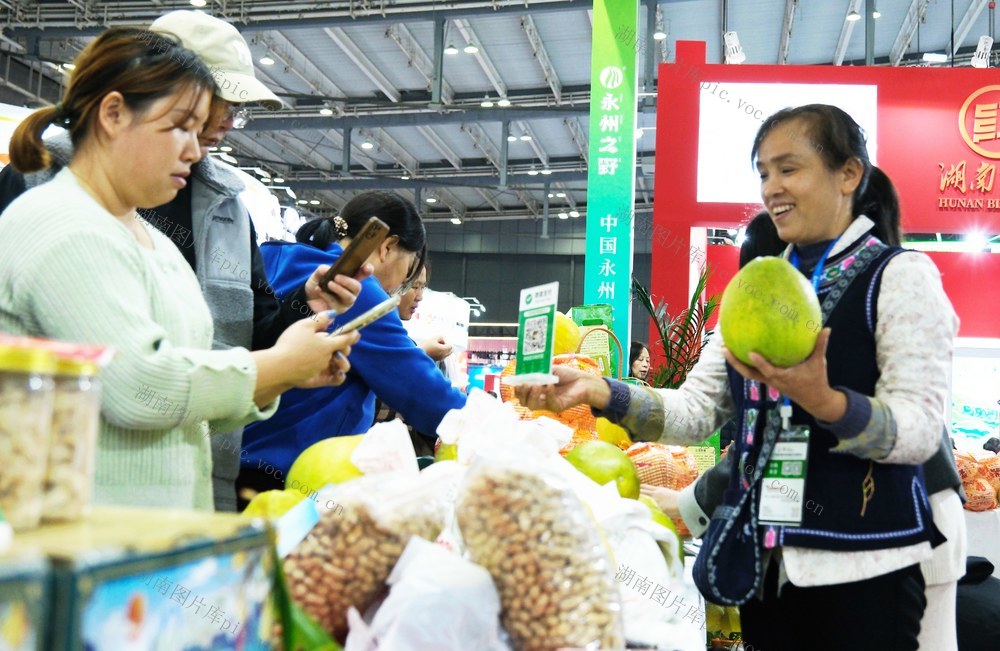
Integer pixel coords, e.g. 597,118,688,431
960,85,1000,159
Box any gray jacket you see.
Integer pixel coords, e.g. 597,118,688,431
19,133,254,512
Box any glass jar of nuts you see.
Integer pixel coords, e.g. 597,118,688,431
0,341,57,531
42,356,102,522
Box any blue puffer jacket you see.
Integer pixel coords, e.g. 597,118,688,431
241,240,468,476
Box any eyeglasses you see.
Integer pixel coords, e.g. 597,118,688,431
227,105,251,129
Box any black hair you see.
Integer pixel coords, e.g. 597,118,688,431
629,341,648,371
750,104,901,246
297,191,428,282
740,211,786,268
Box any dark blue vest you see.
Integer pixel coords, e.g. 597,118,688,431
727,233,937,552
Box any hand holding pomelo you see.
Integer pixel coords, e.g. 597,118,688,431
718,256,821,367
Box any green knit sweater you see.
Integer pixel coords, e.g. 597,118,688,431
0,169,276,510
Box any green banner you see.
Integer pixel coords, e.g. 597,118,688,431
585,0,639,361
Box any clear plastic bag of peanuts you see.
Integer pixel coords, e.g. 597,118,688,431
282,471,449,643
455,448,625,651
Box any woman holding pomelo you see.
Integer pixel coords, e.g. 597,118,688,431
516,104,958,651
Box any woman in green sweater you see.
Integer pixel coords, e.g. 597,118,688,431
0,28,360,510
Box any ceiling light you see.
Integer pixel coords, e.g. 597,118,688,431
319,106,334,116
527,168,539,176
540,168,552,175
464,44,479,54
569,210,580,218
558,212,569,219
260,177,271,183
297,199,308,205
189,0,207,6
548,193,555,198
507,135,518,142
445,43,459,55
653,31,667,41
723,30,746,64
426,197,438,203
400,174,410,180
922,52,948,63
309,200,321,205
62,63,76,71
208,146,218,152
872,9,881,19
361,141,374,150
519,134,532,141
497,98,511,107
972,35,994,69
284,188,296,199
555,191,566,197
259,56,275,66
272,177,284,183
451,217,462,225
846,10,861,22
254,167,270,178
480,96,494,108
635,128,644,139
220,146,232,152
219,153,238,164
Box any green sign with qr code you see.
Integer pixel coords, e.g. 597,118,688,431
516,282,559,376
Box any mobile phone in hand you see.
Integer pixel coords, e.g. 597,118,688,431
329,294,401,336
320,216,389,291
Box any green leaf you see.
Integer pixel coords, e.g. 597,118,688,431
271,544,342,651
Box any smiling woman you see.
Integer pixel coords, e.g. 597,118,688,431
0,28,361,511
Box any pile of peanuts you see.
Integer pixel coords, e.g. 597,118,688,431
283,495,443,640
0,380,53,530
457,466,624,651
43,383,100,521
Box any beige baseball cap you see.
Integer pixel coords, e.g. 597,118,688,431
150,10,284,110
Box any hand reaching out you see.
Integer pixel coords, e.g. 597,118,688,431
512,365,611,413
303,263,374,315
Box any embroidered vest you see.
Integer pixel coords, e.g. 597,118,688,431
727,233,937,552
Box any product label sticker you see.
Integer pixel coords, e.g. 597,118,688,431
758,426,810,526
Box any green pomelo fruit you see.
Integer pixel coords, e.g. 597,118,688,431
638,494,684,564
287,434,364,496
434,442,458,462
566,441,641,499
242,489,305,519
718,256,822,367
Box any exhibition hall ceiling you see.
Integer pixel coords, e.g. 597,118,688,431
1,0,994,224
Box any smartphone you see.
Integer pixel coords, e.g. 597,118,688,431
329,294,401,336
320,216,389,290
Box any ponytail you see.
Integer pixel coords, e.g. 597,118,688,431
9,107,61,173
857,166,901,246
296,217,344,249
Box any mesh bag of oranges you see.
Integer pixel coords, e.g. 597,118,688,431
499,353,600,454
626,442,700,535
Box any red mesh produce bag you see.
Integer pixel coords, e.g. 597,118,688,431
964,477,999,512
626,442,700,490
980,454,1000,492
956,453,982,483
500,354,600,454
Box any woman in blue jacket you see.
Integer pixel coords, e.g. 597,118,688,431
238,191,467,501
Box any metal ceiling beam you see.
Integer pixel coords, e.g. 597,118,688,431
247,107,588,132
3,1,588,35
417,125,462,169
462,122,541,216
453,18,508,99
288,170,594,192
520,14,562,104
952,0,990,55
778,0,797,64
833,0,863,65
890,0,931,66
249,48,377,172
323,27,401,103
564,117,589,163
518,121,550,167
386,23,455,104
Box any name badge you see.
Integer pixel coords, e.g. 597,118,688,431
758,426,810,526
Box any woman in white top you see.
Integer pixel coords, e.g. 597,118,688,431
517,104,958,651
0,28,361,510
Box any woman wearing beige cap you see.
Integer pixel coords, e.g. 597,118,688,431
0,12,366,512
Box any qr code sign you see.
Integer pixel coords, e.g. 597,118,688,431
523,315,548,355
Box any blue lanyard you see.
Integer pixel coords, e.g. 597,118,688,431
779,238,840,413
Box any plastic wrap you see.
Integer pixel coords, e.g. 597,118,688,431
456,454,624,651
282,472,448,641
